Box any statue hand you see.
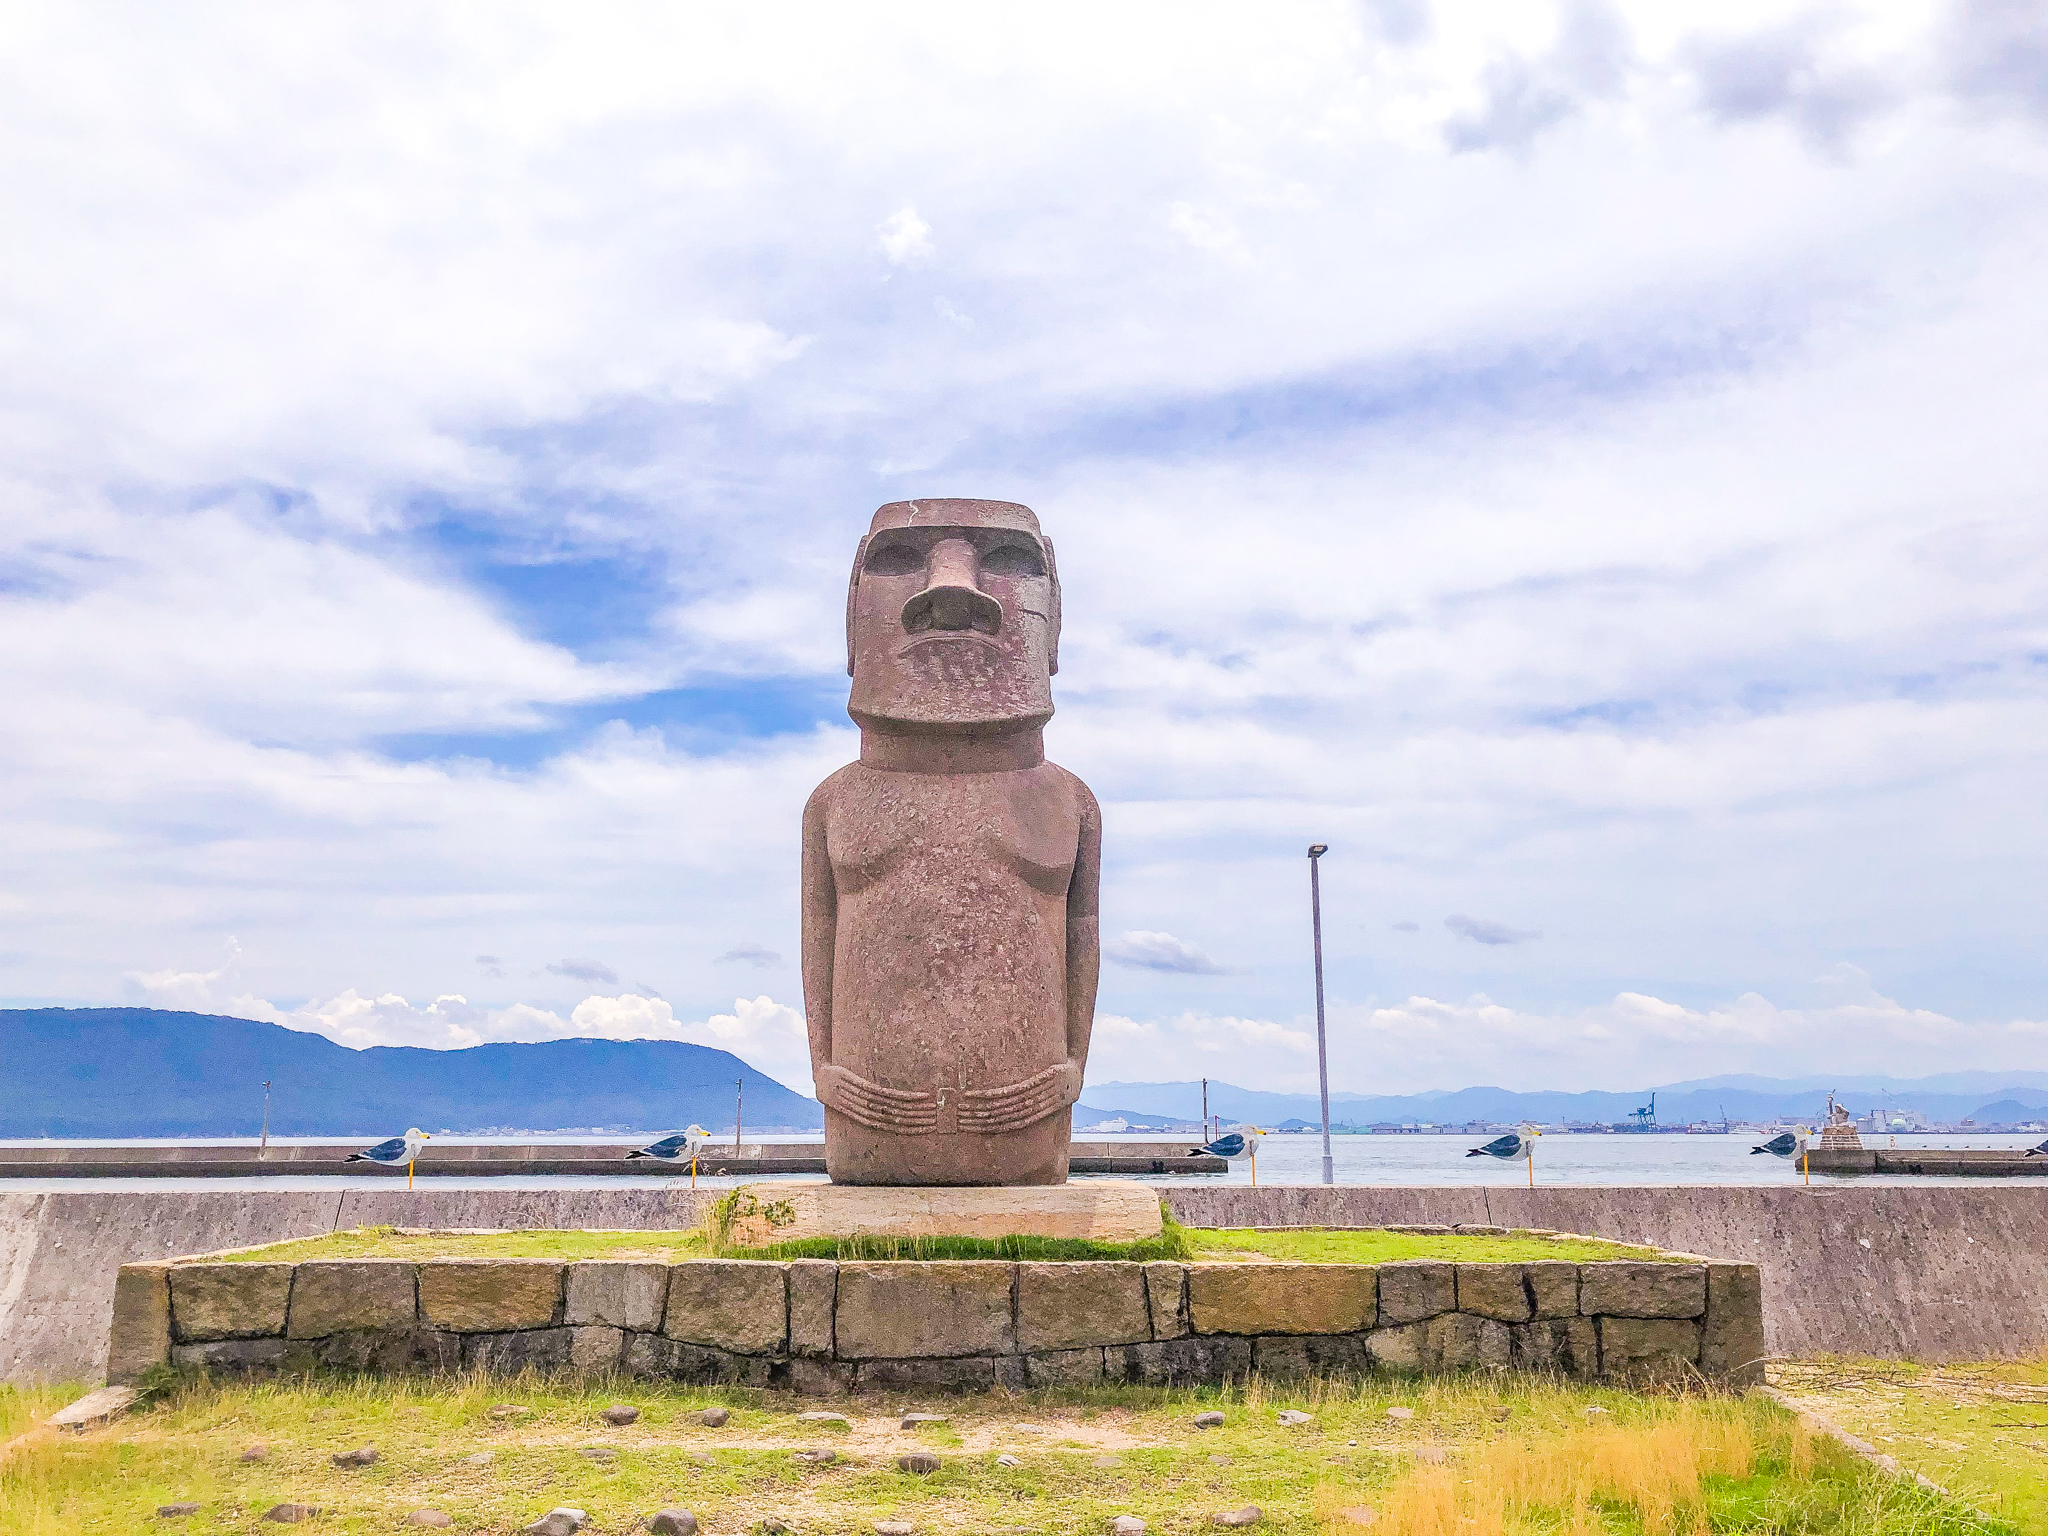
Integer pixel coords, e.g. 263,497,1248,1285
957,1059,1084,1134
815,1063,939,1134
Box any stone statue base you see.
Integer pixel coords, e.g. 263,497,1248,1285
723,1180,1162,1246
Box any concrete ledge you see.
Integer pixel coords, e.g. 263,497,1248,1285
111,1246,1755,1393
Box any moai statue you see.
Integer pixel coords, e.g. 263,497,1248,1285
801,499,1101,1185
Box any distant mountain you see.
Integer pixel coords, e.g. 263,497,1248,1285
1968,1100,2048,1127
1072,1104,1199,1130
1084,1074,2048,1128
0,1008,822,1137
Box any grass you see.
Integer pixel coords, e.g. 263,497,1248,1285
0,1384,78,1444
1774,1356,2048,1533
215,1222,1665,1267
0,1372,2008,1535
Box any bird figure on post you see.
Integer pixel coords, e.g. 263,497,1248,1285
346,1128,431,1189
628,1125,712,1186
1188,1124,1264,1184
1752,1126,1812,1183
1467,1126,1540,1185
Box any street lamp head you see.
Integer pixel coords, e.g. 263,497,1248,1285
1307,843,1328,858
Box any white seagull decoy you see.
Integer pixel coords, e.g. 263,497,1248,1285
346,1127,431,1188
1188,1124,1265,1184
1467,1126,1541,1186
627,1124,712,1186
1752,1126,1812,1183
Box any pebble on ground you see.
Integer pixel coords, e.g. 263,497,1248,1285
156,1504,200,1518
404,1514,454,1529
698,1407,731,1427
897,1451,941,1475
1193,1411,1226,1428
648,1511,697,1536
602,1404,640,1426
330,1446,377,1467
1213,1508,1262,1528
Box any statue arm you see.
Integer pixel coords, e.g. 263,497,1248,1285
799,788,836,1071
1064,777,1102,1070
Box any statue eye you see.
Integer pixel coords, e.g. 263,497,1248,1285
981,544,1044,578
863,543,925,577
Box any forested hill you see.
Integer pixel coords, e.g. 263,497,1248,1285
0,1007,822,1137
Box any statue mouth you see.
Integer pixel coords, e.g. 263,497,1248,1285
896,634,1005,657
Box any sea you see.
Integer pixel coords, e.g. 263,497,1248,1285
2,1131,2042,1190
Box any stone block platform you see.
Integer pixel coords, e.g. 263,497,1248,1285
110,1249,1765,1392
722,1180,1163,1244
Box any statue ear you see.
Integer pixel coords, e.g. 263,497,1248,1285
846,534,868,676
1043,535,1061,676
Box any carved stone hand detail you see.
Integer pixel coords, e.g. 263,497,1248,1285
955,1060,1083,1135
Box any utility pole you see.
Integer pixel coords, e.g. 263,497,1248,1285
734,1078,743,1151
260,1080,271,1152
1309,843,1334,1186
1201,1078,1209,1143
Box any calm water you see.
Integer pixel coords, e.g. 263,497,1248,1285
2,1132,2040,1191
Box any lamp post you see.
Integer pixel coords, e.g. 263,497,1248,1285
260,1080,271,1152
1308,843,1333,1186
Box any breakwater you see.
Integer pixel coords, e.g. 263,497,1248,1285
0,1140,1221,1179
4,1184,2041,1383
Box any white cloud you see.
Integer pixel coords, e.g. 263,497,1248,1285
877,206,934,265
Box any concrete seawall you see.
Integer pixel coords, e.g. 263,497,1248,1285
4,1183,2043,1383
1162,1186,2044,1364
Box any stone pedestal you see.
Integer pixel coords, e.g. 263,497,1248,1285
725,1180,1162,1245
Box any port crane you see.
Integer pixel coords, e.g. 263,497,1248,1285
1629,1092,1657,1131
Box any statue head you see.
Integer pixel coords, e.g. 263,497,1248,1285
846,499,1061,737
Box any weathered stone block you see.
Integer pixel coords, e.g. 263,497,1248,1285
419,1261,561,1333
1025,1347,1105,1386
108,1263,173,1383
1252,1335,1311,1379
1187,1264,1375,1336
170,1265,294,1343
1525,1261,1579,1319
1427,1312,1510,1369
1700,1263,1766,1386
786,1356,857,1395
172,1336,288,1372
623,1331,776,1386
857,1355,1026,1391
563,1262,667,1331
788,1259,837,1358
1376,1262,1454,1326
569,1325,625,1373
1598,1316,1700,1375
834,1262,1012,1359
1454,1265,1531,1324
286,1263,416,1338
1018,1263,1150,1350
1579,1263,1706,1320
290,1329,460,1374
1143,1262,1188,1339
1510,1318,1596,1377
664,1260,788,1356
1363,1322,1425,1372
461,1328,573,1373
1117,1335,1252,1387
1301,1333,1374,1377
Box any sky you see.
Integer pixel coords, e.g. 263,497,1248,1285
4,1,2047,1100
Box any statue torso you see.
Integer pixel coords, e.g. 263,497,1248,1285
815,760,1084,1098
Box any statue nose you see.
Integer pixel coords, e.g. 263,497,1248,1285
900,540,1003,635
